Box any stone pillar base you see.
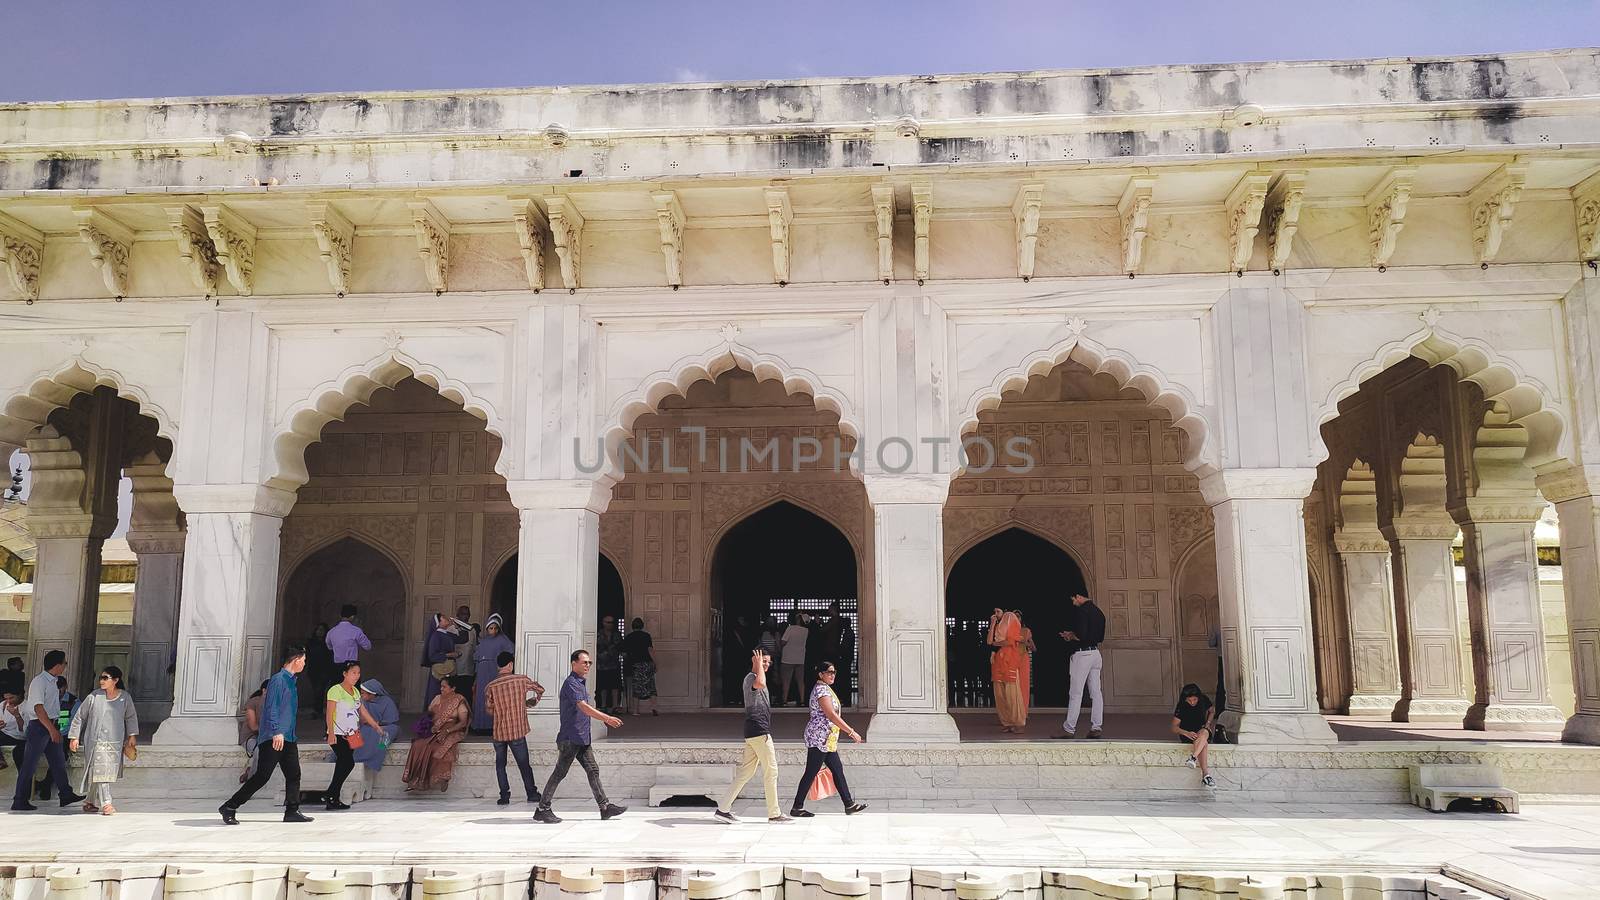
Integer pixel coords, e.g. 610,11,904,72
152,715,241,747
1345,694,1401,717
865,712,961,743
1562,713,1600,745
1464,703,1568,732
1392,698,1472,723
1223,710,1337,744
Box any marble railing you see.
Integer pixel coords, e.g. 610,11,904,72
3,864,1491,900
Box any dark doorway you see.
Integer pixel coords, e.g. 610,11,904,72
945,528,1087,708
282,537,408,708
599,553,625,636
708,501,858,707
488,553,626,641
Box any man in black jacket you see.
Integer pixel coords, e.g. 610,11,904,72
1054,593,1106,739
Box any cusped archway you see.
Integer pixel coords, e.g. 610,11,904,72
280,536,408,709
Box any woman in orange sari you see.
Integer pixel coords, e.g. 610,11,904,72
403,676,469,792
988,610,1028,733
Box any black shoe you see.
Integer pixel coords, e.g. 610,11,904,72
59,791,85,807
527,792,541,804
844,802,869,815
789,808,814,818
600,803,627,820
1088,729,1103,739
496,796,510,806
11,801,38,812
218,805,238,825
283,809,315,823
533,807,562,824
325,800,351,811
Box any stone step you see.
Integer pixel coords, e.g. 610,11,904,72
649,764,732,807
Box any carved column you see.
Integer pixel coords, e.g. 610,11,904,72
154,485,292,746
124,452,186,724
863,474,960,742
1200,469,1335,743
1539,466,1600,743
1383,517,1472,722
1453,499,1567,731
1333,530,1403,717
507,479,609,741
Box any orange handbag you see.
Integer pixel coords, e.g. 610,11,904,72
807,767,838,801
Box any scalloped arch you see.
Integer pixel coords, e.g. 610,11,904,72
600,342,864,487
944,520,1094,584
267,350,508,492
954,334,1213,476
704,493,864,571
279,530,412,595
1317,327,1570,470
0,357,178,454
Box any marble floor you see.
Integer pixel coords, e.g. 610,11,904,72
5,797,1597,899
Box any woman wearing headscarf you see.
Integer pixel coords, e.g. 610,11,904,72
988,609,1029,733
402,675,469,793
470,614,516,733
66,665,139,815
352,678,400,773
421,612,460,710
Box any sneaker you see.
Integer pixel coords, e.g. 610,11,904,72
600,803,627,820
283,809,315,823
325,800,351,811
496,796,510,806
790,808,814,818
218,805,237,825
1185,755,1198,769
768,815,794,823
533,807,563,824
713,809,738,824
1088,729,1103,739
844,802,868,815
1202,774,1217,788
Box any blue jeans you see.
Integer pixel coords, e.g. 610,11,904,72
493,738,540,801
11,721,72,807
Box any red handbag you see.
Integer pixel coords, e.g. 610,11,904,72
807,768,838,801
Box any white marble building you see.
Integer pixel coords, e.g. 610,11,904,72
2,49,1599,750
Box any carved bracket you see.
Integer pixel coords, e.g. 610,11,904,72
0,210,44,302
1013,182,1044,280
510,198,548,292
1365,167,1416,268
407,199,451,294
201,205,257,296
73,207,134,298
871,183,895,282
1571,170,1600,262
764,187,793,285
651,190,686,287
308,201,354,297
1468,164,1527,265
165,205,221,296
911,181,932,283
1225,173,1271,273
1118,176,1155,275
1264,171,1307,271
546,195,585,290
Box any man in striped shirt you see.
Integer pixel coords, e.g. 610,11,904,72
483,651,545,806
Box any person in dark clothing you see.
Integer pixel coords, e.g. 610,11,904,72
622,619,657,716
533,650,627,824
9,650,85,811
220,646,314,825
1053,593,1107,739
0,657,23,702
1172,682,1217,788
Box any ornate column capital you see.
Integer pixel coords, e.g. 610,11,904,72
1198,467,1316,506
1450,497,1547,526
862,473,951,506
1332,528,1390,554
124,528,188,556
1537,464,1600,504
1381,515,1459,542
171,483,296,517
506,478,612,514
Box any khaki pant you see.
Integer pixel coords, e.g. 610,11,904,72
718,734,780,818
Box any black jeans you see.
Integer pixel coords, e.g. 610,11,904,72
792,747,853,811
225,740,301,810
326,737,354,802
538,741,608,810
11,721,72,807
494,737,540,801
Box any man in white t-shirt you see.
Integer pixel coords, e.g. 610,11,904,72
778,613,809,707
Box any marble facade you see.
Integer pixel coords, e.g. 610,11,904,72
1,50,1600,746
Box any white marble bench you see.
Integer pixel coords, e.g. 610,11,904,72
648,764,732,807
1408,764,1518,813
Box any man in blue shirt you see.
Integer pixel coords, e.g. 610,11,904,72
220,646,314,825
533,649,627,824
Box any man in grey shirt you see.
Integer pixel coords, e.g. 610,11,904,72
714,648,790,823
10,649,84,811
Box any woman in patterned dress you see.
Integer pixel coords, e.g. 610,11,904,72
788,660,868,818
66,665,138,815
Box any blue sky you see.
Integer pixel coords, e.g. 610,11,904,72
2,1,1596,102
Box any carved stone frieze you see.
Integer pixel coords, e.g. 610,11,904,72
1365,167,1415,268
74,207,133,298
482,512,520,570
598,509,635,565
1166,505,1212,556
201,205,257,296
1225,173,1270,273
165,205,221,296
1118,177,1155,275
1536,465,1600,503
308,201,354,297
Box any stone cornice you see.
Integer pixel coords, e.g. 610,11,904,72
171,483,296,517
1198,468,1316,505
1332,530,1390,555
506,479,612,514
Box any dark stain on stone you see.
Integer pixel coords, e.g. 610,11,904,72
1209,129,1231,154
920,136,988,164
466,98,503,130
769,133,832,169
1086,75,1110,111
1410,58,1509,103
33,155,100,190
134,149,183,185
269,100,315,135
840,138,874,167
1480,102,1520,143
349,99,372,123
1006,78,1049,116
1085,130,1154,159
969,80,996,116
1191,70,1243,109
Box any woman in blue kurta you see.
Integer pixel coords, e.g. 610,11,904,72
353,679,400,772
421,613,458,710
470,615,516,732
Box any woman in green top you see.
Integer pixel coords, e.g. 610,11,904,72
324,661,382,811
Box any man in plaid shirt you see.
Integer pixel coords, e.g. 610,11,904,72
483,651,545,806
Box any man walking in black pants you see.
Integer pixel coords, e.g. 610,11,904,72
220,647,314,825
533,650,627,824
9,649,85,811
